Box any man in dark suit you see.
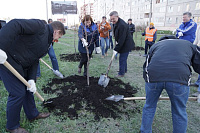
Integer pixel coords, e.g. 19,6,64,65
0,19,65,132
127,18,135,38
109,11,135,77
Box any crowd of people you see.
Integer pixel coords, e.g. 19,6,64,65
0,10,200,133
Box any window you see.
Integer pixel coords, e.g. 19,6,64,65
176,17,178,24
156,0,160,4
178,6,180,12
194,17,200,23
168,6,173,12
195,3,200,10
160,7,165,12
167,17,172,24
186,4,190,11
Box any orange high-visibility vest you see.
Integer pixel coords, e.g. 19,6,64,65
145,27,157,42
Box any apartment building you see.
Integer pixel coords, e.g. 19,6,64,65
80,3,94,20
92,0,200,30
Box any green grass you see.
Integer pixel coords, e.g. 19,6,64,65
0,30,200,133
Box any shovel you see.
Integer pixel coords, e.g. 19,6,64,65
40,58,64,78
105,95,199,102
98,52,116,87
3,61,52,105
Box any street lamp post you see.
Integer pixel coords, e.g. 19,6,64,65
149,0,152,23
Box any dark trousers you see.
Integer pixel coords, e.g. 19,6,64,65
109,36,113,49
79,53,92,76
0,65,39,130
145,40,154,54
118,52,129,75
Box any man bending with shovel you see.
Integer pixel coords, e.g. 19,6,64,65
0,19,65,133
141,35,200,133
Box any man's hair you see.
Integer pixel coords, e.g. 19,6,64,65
50,21,65,35
109,11,118,17
102,16,106,19
159,35,177,41
128,18,132,21
183,12,192,17
48,19,53,24
82,15,93,24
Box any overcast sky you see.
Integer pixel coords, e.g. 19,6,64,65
0,0,94,25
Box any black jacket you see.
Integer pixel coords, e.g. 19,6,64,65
143,39,200,85
128,23,135,35
113,18,135,53
0,19,53,81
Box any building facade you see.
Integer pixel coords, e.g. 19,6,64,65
80,3,94,20
92,0,200,30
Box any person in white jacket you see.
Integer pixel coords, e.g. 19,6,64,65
191,24,200,97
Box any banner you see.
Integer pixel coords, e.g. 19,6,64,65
51,1,77,15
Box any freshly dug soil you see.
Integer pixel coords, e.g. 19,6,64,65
60,53,81,62
133,46,145,50
42,75,138,120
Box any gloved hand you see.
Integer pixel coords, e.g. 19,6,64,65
27,80,37,94
95,47,101,54
0,49,7,64
178,32,183,37
81,38,88,47
172,29,177,34
141,33,145,36
113,50,118,55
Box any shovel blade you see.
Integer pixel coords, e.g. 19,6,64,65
105,95,124,102
98,74,110,87
53,70,64,78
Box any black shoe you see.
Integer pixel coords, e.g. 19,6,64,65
190,83,198,87
191,92,200,97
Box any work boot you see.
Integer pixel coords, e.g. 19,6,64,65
6,127,29,133
190,83,198,87
115,74,124,78
191,92,200,97
30,112,50,122
78,67,81,74
143,54,147,57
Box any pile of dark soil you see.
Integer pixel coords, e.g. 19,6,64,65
42,75,138,120
133,46,145,50
60,53,81,62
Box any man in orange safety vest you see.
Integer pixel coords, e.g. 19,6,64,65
142,22,157,57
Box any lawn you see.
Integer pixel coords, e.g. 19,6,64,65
0,30,199,133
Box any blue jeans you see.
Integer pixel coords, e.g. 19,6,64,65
140,82,190,133
118,52,129,75
0,65,39,130
109,36,113,49
195,75,200,92
100,37,109,56
37,45,59,77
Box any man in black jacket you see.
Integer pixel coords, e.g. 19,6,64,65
110,11,135,77
0,19,65,132
127,18,135,37
140,35,200,133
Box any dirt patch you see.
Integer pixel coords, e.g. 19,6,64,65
133,46,144,50
42,75,138,120
60,53,81,62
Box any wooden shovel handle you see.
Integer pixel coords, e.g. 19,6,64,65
3,61,44,102
124,97,198,101
40,58,53,70
106,53,116,76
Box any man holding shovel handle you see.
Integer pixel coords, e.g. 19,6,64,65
109,11,135,77
0,19,65,133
